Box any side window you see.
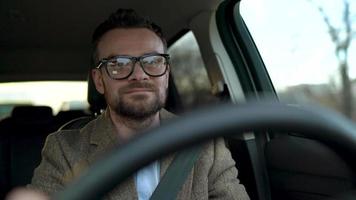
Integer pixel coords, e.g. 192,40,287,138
168,31,219,112
241,1,356,121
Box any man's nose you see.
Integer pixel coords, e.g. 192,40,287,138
128,62,149,81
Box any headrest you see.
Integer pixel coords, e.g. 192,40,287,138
56,110,87,119
11,106,53,119
87,72,107,114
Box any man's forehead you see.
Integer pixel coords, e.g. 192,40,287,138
97,28,164,58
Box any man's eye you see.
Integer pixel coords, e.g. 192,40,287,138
144,57,162,65
107,62,117,66
117,62,128,67
108,61,126,67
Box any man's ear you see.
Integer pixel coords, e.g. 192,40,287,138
91,69,105,94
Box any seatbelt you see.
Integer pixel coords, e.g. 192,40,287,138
150,145,203,200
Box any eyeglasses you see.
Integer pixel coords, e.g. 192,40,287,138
96,53,170,80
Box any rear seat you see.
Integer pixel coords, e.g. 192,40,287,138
0,73,180,199
55,110,90,128
0,106,57,199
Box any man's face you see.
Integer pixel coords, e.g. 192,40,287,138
92,28,169,120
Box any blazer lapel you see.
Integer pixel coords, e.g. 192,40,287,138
86,110,119,165
84,110,138,199
107,176,138,200
81,108,177,199
159,154,176,178
159,108,177,178
88,108,176,164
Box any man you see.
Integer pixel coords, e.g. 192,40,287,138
22,8,249,200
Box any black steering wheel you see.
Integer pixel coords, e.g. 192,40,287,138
53,101,356,200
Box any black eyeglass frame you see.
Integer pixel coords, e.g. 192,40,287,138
96,53,170,80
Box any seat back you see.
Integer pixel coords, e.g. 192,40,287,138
266,135,356,200
0,106,57,199
55,110,90,128
87,72,107,115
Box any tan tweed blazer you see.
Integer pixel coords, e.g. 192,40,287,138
29,109,249,200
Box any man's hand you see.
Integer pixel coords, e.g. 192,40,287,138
6,188,49,200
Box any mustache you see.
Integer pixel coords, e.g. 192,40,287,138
120,82,156,93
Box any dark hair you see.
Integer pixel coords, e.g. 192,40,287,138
92,8,167,64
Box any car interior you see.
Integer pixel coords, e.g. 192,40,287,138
1,0,356,199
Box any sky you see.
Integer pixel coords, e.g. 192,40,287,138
240,0,356,90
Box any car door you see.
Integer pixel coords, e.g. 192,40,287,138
215,0,356,200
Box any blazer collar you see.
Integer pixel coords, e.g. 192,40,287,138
86,108,176,165
89,109,118,146
82,109,177,199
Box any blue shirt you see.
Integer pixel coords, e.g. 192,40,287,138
135,161,160,200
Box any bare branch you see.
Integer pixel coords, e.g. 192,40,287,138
317,5,340,43
343,0,352,47
307,0,340,43
307,0,354,116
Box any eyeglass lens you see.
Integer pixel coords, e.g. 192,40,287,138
106,55,167,79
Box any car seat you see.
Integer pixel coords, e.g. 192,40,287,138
266,134,356,200
0,106,56,199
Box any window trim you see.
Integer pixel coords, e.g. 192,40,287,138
216,0,277,99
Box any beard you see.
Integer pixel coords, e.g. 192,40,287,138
107,82,166,121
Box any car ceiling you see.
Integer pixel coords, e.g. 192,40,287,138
0,0,221,83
